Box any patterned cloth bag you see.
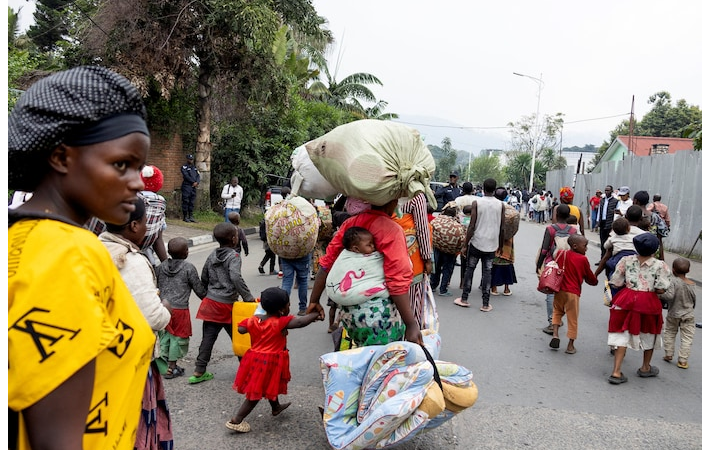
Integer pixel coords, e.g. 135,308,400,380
431,215,465,254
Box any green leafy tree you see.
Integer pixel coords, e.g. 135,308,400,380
75,0,329,208
469,154,503,185
434,137,457,181
683,120,702,150
507,112,563,190
539,147,567,171
638,92,702,137
308,55,385,118
364,100,398,120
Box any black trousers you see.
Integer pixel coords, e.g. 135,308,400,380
182,186,196,216
599,220,611,258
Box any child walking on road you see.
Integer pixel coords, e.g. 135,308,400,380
156,237,207,378
607,233,671,385
190,222,256,384
660,258,696,369
549,235,598,354
226,287,319,433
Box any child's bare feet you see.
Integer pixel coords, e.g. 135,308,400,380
272,402,291,416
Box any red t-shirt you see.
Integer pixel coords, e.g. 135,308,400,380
558,250,598,295
320,210,412,295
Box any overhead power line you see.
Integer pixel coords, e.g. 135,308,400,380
397,113,631,131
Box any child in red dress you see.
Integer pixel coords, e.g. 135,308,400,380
226,287,319,433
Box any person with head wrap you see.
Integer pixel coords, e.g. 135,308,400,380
8,66,156,449
554,186,585,236
606,233,672,385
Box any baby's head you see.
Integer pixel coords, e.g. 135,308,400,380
672,257,690,277
568,234,589,255
441,202,458,217
228,212,241,225
566,215,578,225
260,287,290,317
612,218,630,236
625,205,643,224
167,237,189,260
556,204,571,221
213,222,239,248
342,226,375,254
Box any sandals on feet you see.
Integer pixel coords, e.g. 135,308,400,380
636,366,660,378
549,338,560,349
188,371,214,384
479,305,493,312
225,420,251,433
453,298,470,308
164,366,185,379
677,359,689,369
663,355,673,362
608,374,628,385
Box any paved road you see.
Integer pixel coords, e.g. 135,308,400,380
162,220,702,450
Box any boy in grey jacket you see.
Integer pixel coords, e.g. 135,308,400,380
156,237,207,379
189,223,255,384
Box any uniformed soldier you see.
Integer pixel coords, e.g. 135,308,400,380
181,154,200,222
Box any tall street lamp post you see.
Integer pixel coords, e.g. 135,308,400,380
513,72,543,193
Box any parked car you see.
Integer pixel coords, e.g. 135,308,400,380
261,174,290,212
261,173,327,212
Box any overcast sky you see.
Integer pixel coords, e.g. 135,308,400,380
9,1,701,154
312,0,701,153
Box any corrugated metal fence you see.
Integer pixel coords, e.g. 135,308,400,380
546,150,702,258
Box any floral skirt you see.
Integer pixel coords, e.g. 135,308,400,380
339,297,406,348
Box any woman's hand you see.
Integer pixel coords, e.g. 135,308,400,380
306,302,326,321
404,322,423,346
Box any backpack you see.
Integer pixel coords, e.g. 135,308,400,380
648,209,670,238
547,224,577,259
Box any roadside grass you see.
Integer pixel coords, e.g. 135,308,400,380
172,207,264,232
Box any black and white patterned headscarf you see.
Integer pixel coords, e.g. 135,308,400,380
8,66,149,191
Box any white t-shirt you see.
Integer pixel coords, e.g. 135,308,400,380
470,196,503,253
221,183,244,209
604,226,646,255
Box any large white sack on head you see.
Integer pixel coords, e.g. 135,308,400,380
305,120,437,209
290,145,339,200
264,196,319,259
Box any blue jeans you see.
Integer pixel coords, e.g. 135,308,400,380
281,254,310,311
430,249,457,294
460,244,494,307
590,210,597,229
224,207,240,222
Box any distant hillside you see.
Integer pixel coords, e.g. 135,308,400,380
562,144,597,153
427,144,473,166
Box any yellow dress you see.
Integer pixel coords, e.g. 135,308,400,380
8,218,155,450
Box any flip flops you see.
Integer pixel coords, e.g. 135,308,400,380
549,338,560,349
453,298,470,308
677,359,689,369
225,420,251,433
188,371,214,384
271,402,291,416
565,348,577,354
636,366,660,378
608,374,628,385
479,305,493,312
502,291,513,296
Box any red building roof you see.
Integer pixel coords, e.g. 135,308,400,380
616,135,694,156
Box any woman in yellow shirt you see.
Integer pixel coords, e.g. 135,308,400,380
8,67,156,450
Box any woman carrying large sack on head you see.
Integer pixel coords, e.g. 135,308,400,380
306,199,423,347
